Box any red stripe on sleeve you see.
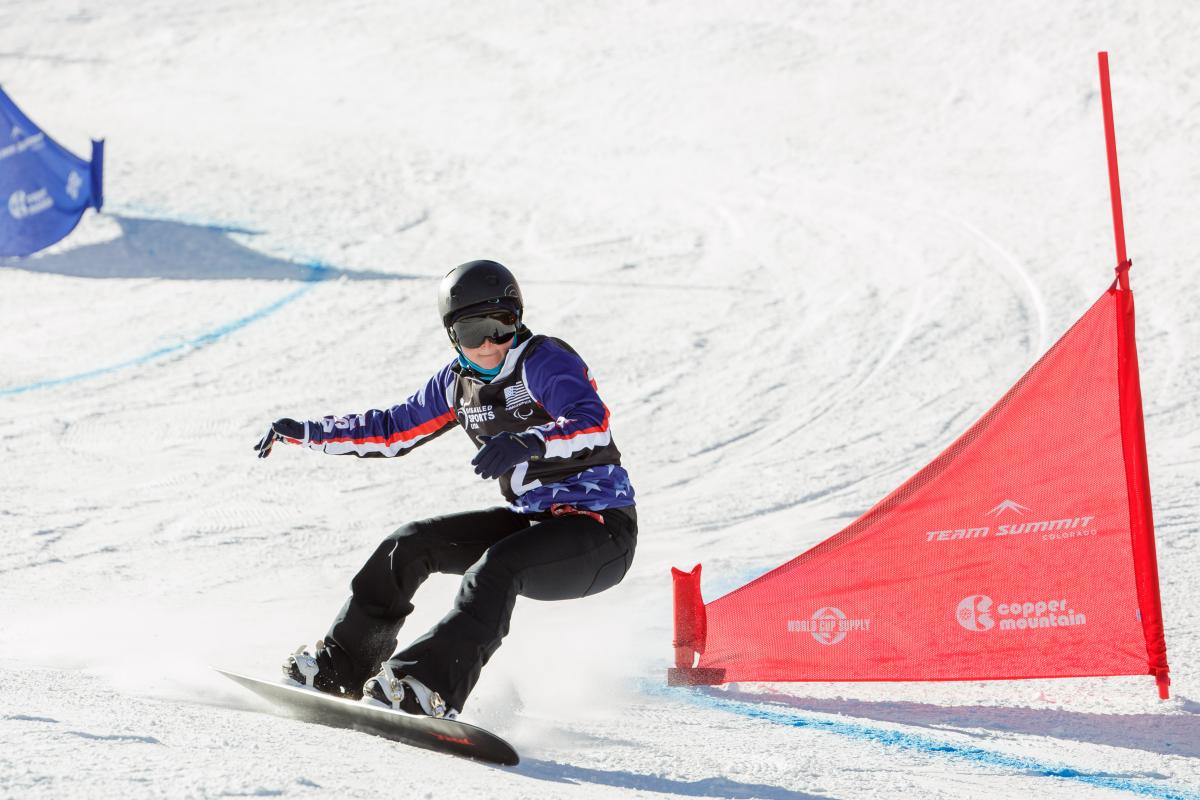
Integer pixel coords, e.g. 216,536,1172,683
322,409,456,446
544,407,611,442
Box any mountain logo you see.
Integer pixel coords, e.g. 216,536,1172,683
956,594,1086,633
986,500,1030,517
956,595,995,631
8,188,52,220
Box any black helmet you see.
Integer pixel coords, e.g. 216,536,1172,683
438,260,523,327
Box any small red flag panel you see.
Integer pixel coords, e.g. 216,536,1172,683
675,284,1168,697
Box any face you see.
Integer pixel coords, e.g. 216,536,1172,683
460,336,513,369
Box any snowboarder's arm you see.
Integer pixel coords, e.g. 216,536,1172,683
303,364,458,458
521,342,613,460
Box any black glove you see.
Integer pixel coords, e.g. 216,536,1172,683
253,418,306,459
471,431,546,479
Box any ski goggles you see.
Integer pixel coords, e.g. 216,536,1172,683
449,310,519,348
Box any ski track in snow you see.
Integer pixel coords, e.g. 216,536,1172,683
3,2,1200,799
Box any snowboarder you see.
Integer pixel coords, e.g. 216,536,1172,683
254,259,637,720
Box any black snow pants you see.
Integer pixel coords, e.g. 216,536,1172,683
322,504,637,711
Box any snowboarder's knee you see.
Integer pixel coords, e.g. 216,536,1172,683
460,550,518,595
352,522,437,582
384,519,438,553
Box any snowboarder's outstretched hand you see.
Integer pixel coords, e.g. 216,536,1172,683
472,432,546,479
253,418,306,459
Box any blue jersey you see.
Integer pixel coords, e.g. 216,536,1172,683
296,333,635,513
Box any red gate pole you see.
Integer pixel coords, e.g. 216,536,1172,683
1098,51,1130,289
1099,52,1170,699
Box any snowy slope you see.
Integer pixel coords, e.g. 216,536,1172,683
2,2,1199,798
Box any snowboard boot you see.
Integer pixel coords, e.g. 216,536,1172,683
361,664,458,720
281,640,361,699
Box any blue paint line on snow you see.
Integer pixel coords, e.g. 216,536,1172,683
653,685,1198,800
0,262,331,397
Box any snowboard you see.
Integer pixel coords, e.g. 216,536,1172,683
216,669,520,766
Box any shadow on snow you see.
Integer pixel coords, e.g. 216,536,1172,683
516,758,830,800
0,214,420,282
711,686,1200,759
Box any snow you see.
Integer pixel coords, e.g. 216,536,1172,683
2,1,1199,798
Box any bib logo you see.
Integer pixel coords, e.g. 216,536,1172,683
956,594,1086,633
787,607,871,645
457,396,495,430
503,382,536,419
956,595,994,631
503,381,534,410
